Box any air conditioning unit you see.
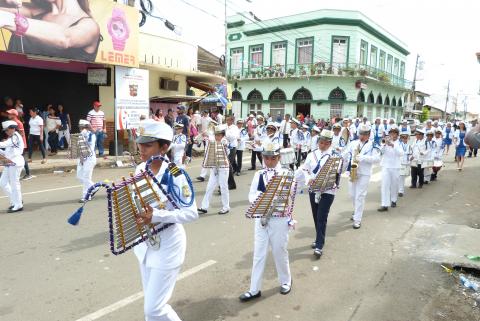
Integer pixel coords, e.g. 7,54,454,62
160,78,179,91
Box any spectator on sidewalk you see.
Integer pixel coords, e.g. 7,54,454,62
57,104,71,150
165,109,174,127
46,106,61,156
14,99,24,121
27,108,46,164
6,109,34,180
86,101,107,159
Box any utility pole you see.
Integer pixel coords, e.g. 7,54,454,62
411,54,420,91
463,96,468,120
444,80,450,121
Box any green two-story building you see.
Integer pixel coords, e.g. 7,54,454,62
226,9,411,122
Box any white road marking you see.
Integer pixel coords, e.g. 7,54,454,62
75,259,217,321
0,185,82,199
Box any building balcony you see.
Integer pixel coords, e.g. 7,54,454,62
228,62,412,90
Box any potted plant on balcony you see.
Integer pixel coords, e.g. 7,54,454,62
274,64,282,77
378,72,390,83
326,66,333,74
310,64,316,75
299,65,306,76
358,69,369,77
287,68,295,77
342,67,355,76
315,61,326,74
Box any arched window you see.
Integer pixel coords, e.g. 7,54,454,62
328,87,346,118
247,89,263,114
376,94,383,105
357,90,365,103
368,92,375,104
232,90,242,101
269,88,286,119
293,87,312,101
398,98,403,107
384,95,390,106
392,97,397,107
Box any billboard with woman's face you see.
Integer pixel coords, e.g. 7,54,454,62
0,0,139,67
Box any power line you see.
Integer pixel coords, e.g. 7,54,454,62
177,0,224,21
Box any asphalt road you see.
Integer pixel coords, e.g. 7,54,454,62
1,154,479,321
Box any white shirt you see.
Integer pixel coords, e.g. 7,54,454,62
433,137,444,160
216,113,224,125
226,124,240,148
343,140,381,176
171,133,187,164
289,128,303,149
80,129,97,161
279,119,291,136
133,158,198,269
237,127,249,151
193,113,201,126
399,125,411,136
380,139,404,169
0,132,25,167
253,125,266,151
301,130,311,153
46,115,61,132
200,116,212,134
399,141,412,165
411,139,427,166
29,116,44,135
296,148,338,195
310,134,319,151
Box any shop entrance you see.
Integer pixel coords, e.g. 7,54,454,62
295,103,311,118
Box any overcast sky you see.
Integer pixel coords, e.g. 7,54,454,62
149,0,480,114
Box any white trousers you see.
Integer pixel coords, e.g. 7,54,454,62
349,174,371,223
139,265,182,321
250,217,291,294
0,166,23,209
58,127,71,146
424,167,432,182
381,168,399,207
201,168,229,211
398,175,407,193
76,158,96,198
200,166,209,178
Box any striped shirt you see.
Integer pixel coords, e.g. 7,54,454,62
87,109,105,131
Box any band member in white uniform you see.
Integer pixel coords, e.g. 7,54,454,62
198,124,230,215
398,132,412,197
171,123,187,168
399,119,411,136
331,123,342,152
343,124,381,229
377,125,403,211
0,120,25,213
309,126,320,152
264,122,281,145
225,116,239,189
133,119,198,321
431,129,444,181
371,117,383,146
249,115,266,170
296,129,343,258
423,130,436,184
196,120,217,182
289,119,303,169
301,124,311,160
410,129,427,189
239,143,293,302
76,120,97,202
235,119,249,176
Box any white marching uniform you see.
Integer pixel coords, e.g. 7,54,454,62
379,140,404,207
398,141,412,194
133,159,198,321
423,139,436,183
301,131,311,154
399,125,411,136
343,140,381,223
309,135,319,152
201,139,230,212
253,125,267,152
199,132,214,179
76,129,97,199
0,132,25,210
171,134,187,168
247,164,292,294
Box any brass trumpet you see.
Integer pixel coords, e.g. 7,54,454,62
349,144,360,182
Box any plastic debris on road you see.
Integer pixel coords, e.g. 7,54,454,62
465,255,480,261
460,274,479,292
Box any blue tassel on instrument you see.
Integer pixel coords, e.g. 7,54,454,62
68,206,84,225
313,162,320,174
160,170,169,186
257,173,266,192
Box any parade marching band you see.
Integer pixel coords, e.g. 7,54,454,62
1,112,476,321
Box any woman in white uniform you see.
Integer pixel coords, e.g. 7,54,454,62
171,123,187,168
0,120,25,212
134,119,198,321
76,120,97,202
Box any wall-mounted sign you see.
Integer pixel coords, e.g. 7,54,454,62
87,68,111,86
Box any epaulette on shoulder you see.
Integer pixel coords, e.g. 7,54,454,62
168,163,182,177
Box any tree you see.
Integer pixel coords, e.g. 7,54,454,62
420,106,430,122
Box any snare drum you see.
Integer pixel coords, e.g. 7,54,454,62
423,160,434,168
399,165,410,176
280,148,295,165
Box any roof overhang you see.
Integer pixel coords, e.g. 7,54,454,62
150,95,203,104
140,63,225,83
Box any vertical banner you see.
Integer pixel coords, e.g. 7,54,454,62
115,67,149,130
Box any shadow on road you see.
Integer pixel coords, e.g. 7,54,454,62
58,231,108,253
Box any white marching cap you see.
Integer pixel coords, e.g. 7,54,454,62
312,126,321,132
319,129,333,141
2,120,17,130
426,129,434,135
262,142,281,156
302,124,309,129
136,119,173,143
214,124,228,134
389,124,399,132
174,122,184,128
249,114,254,118
78,119,90,126
435,128,443,133
358,124,371,133
416,128,425,135
256,115,264,120
426,119,432,123
290,118,300,125
332,123,342,129
266,122,277,130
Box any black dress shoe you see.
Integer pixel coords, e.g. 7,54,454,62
280,280,292,295
239,291,261,302
8,205,14,210
409,186,417,189
377,206,388,212
248,167,256,171
424,181,429,185
198,208,207,214
398,193,404,197
235,172,240,176
391,202,397,208
196,177,205,182
8,207,23,213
